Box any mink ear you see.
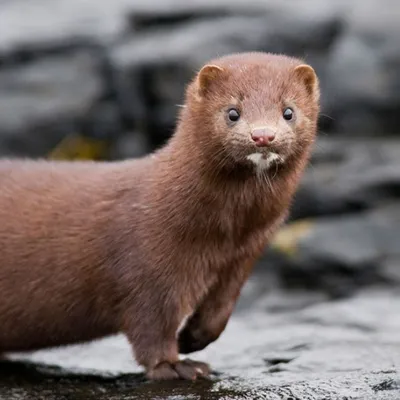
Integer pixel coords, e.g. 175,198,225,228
294,64,319,100
197,64,225,97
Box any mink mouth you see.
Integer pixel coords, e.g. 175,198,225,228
245,151,285,171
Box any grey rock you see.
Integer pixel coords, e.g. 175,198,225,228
381,257,400,285
110,130,152,160
269,204,400,296
296,216,382,269
291,137,400,221
324,0,400,135
0,0,131,55
0,52,103,156
0,0,400,148
3,289,400,399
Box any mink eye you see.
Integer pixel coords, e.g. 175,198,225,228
283,107,294,121
227,108,240,122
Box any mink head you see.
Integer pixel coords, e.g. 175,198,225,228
183,52,320,174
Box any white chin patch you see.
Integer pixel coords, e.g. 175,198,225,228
246,152,283,172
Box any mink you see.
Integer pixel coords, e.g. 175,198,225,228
0,52,320,380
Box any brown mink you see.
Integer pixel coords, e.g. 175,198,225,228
0,52,320,380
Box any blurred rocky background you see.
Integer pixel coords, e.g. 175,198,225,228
1,0,400,399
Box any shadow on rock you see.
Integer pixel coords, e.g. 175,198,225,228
0,359,245,400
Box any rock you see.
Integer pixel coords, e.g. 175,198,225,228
0,52,104,157
4,289,400,399
110,130,152,159
323,0,400,135
1,0,400,155
0,0,131,57
0,0,400,153
269,204,400,296
291,137,400,221
381,258,400,285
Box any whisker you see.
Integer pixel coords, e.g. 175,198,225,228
320,113,335,121
271,161,279,180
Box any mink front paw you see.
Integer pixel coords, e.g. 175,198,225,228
146,359,210,381
178,326,215,354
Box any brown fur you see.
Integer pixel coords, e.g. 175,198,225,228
0,52,320,380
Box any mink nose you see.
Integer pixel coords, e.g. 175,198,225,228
251,128,276,147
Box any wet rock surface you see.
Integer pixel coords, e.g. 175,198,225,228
3,289,400,399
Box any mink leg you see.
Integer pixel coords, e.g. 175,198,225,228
178,295,235,354
178,260,254,354
123,304,210,381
